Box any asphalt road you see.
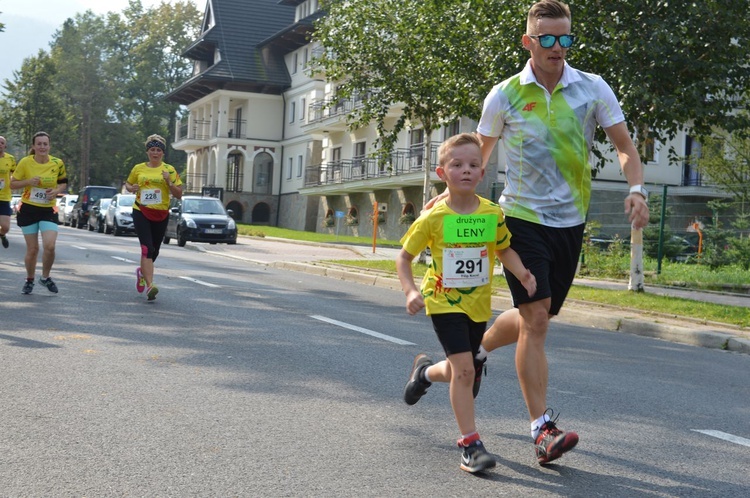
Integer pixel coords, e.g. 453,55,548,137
1,226,748,496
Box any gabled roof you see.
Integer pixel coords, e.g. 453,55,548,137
259,10,325,53
167,0,296,105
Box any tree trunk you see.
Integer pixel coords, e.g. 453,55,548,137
418,129,433,264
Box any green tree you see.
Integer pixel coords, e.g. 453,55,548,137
571,0,750,161
696,132,750,215
50,12,116,189
0,52,66,153
107,0,201,175
314,0,524,208
0,1,200,189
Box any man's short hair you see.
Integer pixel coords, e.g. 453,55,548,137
527,0,571,34
438,133,481,166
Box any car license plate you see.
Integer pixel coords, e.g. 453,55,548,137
204,228,223,234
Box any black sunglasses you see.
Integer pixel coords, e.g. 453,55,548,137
529,34,576,49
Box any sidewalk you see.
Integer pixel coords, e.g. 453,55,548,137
202,236,750,355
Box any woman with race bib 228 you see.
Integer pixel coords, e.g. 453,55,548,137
125,134,182,301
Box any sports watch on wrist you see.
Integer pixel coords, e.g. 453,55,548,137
629,184,648,200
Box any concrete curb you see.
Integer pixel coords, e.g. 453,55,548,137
268,260,750,355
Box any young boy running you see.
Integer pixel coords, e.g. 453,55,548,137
396,133,537,474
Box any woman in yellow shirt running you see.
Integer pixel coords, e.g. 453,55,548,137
10,131,68,294
125,134,183,301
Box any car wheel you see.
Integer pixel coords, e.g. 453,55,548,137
227,240,236,245
163,235,170,244
105,221,112,234
98,219,105,233
113,220,121,236
88,222,94,231
177,229,187,247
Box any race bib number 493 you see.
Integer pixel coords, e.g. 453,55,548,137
30,187,49,203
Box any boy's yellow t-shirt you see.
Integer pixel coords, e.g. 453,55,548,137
12,155,67,208
400,196,511,322
0,153,17,202
126,162,182,212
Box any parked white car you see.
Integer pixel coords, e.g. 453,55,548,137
104,193,136,235
10,195,22,215
58,194,78,226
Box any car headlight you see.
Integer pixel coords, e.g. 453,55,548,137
227,218,236,230
184,218,197,228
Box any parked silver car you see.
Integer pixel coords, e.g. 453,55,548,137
58,194,78,226
104,194,136,235
88,198,112,232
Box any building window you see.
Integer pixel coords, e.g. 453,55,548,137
254,152,273,195
643,139,657,163
331,146,342,182
300,98,306,122
289,101,296,123
409,129,425,169
287,157,293,179
297,155,303,177
227,151,243,192
444,120,460,139
353,141,366,178
292,52,298,74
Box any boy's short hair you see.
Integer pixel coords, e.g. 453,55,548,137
527,0,571,34
438,133,482,166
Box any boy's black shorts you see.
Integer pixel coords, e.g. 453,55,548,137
431,313,486,357
503,217,584,315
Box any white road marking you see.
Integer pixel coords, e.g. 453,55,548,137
311,315,416,345
692,430,750,447
179,276,220,288
71,245,88,250
112,256,137,263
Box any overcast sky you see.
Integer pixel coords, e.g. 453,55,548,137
0,0,194,94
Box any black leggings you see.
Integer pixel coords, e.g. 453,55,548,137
132,209,168,262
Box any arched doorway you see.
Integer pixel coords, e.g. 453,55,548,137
252,202,271,224
226,200,243,221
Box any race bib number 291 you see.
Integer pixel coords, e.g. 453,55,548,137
440,214,497,288
443,246,490,288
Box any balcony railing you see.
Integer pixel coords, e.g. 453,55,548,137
215,118,248,139
182,173,208,193
177,118,249,141
306,94,368,124
304,145,439,187
177,119,211,141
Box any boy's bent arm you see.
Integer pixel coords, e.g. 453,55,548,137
396,248,425,315
496,247,537,297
